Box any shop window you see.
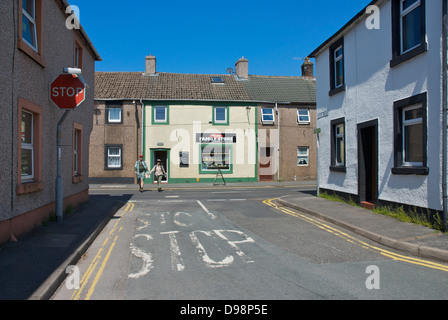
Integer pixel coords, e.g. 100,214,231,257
200,144,232,173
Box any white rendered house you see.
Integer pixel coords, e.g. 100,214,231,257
309,0,447,221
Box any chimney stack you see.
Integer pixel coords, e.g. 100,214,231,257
145,54,156,76
235,56,249,80
301,57,314,78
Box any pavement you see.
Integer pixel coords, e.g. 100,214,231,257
0,195,130,300
276,193,448,264
0,181,447,300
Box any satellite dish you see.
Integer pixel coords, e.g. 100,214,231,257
226,68,234,74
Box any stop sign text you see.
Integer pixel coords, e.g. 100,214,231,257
50,74,86,109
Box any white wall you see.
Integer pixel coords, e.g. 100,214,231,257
315,0,444,210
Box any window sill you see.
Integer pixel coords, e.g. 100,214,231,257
105,167,123,171
72,175,84,184
329,165,346,173
391,166,429,175
390,43,427,68
16,181,44,195
18,40,46,68
329,85,345,96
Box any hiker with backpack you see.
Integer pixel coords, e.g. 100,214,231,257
134,155,149,192
149,159,167,191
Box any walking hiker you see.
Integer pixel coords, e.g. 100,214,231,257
150,159,167,192
134,155,149,192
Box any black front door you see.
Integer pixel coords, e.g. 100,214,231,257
358,120,378,204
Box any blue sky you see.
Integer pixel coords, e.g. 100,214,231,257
69,0,371,76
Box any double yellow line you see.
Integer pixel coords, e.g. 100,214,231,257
71,202,135,300
263,198,448,273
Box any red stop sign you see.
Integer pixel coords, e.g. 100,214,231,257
50,74,86,109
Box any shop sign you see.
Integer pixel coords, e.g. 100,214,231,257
196,133,237,144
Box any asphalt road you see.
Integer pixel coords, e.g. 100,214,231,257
51,184,448,301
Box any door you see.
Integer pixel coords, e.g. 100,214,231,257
152,150,169,183
259,147,273,181
358,120,378,205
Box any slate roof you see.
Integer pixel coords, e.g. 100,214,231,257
95,72,316,104
243,75,316,104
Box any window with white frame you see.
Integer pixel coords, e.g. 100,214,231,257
261,108,275,124
391,0,426,67
73,125,83,178
17,99,43,193
21,111,34,180
333,45,344,88
74,41,83,69
22,0,38,52
330,117,346,171
297,109,310,124
106,145,122,169
402,105,423,166
153,106,168,124
392,92,428,175
400,0,423,54
213,106,228,125
74,129,79,176
297,147,309,166
329,38,345,94
107,106,122,123
335,124,345,166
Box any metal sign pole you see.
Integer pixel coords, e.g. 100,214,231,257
56,110,70,222
314,128,321,197
443,0,448,232
51,68,86,222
